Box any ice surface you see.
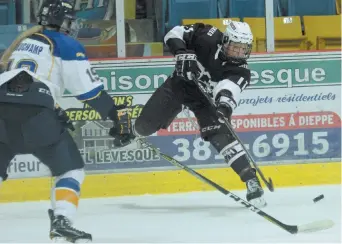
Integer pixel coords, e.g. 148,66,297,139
0,185,340,243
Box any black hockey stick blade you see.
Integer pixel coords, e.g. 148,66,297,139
191,76,274,192
138,138,334,234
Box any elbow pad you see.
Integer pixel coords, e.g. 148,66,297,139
166,38,187,56
83,91,118,121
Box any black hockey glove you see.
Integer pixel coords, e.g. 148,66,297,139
175,51,201,81
215,90,237,124
55,106,75,131
109,106,135,148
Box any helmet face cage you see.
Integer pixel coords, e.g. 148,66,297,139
221,21,253,62
37,0,76,35
222,36,252,61
59,14,76,35
66,19,80,38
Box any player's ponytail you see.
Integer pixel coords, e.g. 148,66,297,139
0,25,44,72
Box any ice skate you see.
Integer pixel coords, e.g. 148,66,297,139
246,172,267,208
48,209,92,243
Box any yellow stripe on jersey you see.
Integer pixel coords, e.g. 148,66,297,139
77,91,102,102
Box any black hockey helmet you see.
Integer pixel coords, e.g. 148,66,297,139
37,0,76,34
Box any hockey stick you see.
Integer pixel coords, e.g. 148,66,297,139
191,76,274,192
137,138,334,234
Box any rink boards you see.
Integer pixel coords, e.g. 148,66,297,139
0,162,341,202
0,51,341,202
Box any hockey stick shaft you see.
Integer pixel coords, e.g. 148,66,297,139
191,77,274,192
139,139,334,234
137,139,309,234
219,115,274,192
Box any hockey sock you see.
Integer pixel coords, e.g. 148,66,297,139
210,135,256,182
52,169,85,222
229,154,255,182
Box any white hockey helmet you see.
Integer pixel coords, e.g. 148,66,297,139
222,20,253,61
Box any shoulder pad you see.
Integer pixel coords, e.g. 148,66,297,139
42,30,88,61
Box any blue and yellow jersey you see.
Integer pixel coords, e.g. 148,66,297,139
0,29,103,104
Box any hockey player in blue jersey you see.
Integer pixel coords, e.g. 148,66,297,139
0,0,134,242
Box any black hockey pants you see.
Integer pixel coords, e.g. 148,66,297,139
135,76,236,152
0,72,84,181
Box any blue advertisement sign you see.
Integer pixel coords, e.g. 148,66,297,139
81,111,341,171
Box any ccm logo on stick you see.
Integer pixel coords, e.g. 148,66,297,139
201,125,221,132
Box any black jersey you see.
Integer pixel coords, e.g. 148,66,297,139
164,23,251,93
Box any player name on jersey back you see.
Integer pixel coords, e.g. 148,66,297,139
15,42,44,55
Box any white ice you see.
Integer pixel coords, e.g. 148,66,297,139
0,184,340,243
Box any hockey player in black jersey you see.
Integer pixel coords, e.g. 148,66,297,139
133,20,266,207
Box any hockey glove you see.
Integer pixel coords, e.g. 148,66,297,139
175,51,201,81
55,106,75,131
216,90,236,124
109,106,135,148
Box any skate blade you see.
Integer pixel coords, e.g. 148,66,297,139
51,237,68,243
74,239,92,243
249,197,267,208
51,237,92,243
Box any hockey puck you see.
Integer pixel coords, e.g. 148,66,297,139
313,194,324,203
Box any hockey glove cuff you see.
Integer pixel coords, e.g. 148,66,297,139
175,51,201,81
83,91,116,120
216,90,237,123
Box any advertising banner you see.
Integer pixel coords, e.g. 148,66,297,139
6,52,341,179
156,111,340,165
69,51,340,95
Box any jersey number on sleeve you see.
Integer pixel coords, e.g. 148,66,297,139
236,77,249,91
86,68,100,83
